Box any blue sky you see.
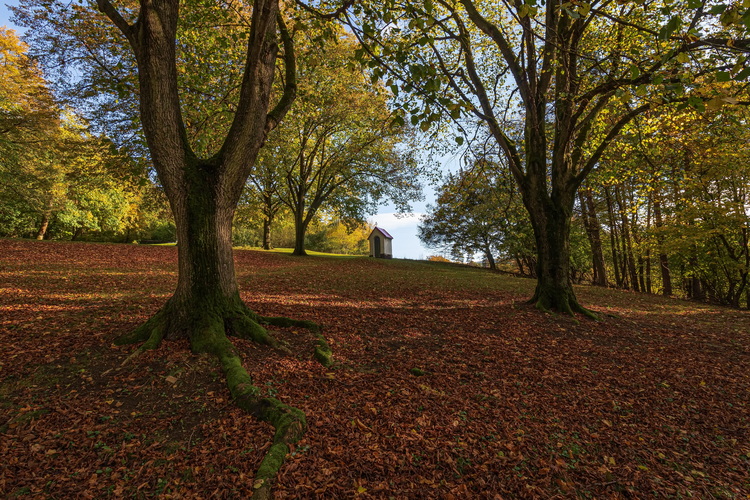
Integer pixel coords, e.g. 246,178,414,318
1,2,22,33
1,0,457,259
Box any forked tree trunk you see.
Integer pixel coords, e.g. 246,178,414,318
117,163,274,350
96,0,311,496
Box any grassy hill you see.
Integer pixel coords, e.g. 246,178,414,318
1,239,748,498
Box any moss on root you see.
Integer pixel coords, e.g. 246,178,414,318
115,308,167,346
216,344,306,499
120,300,320,498
314,343,333,367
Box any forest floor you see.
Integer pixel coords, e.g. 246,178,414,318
0,238,748,499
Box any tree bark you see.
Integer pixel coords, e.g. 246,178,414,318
292,209,308,256
615,186,639,291
579,188,607,286
95,1,306,496
604,187,623,288
652,198,672,295
71,226,84,241
484,247,496,270
521,178,592,315
262,216,272,250
36,200,52,240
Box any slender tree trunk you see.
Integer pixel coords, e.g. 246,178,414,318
638,256,646,292
688,252,704,300
525,256,537,278
604,187,622,288
652,199,672,295
71,226,84,241
615,187,639,291
484,247,496,270
586,190,607,287
262,216,273,250
36,203,52,240
644,197,652,294
579,189,607,286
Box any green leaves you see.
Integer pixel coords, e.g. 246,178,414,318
658,16,681,40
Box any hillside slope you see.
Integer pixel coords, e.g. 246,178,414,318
1,239,748,497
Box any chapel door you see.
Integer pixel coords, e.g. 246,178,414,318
374,236,381,258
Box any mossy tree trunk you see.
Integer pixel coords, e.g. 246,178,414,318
520,165,591,315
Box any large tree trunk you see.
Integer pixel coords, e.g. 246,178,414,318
292,209,308,256
117,164,275,349
96,0,311,496
522,181,592,316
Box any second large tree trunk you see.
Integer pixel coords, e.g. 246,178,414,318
523,185,590,315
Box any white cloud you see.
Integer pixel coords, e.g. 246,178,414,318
368,212,424,229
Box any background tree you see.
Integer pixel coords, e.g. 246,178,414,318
251,34,421,256
0,28,161,242
596,104,750,307
419,159,533,271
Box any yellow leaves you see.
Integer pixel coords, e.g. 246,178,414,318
518,4,538,18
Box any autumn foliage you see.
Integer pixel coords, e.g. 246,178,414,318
1,239,749,497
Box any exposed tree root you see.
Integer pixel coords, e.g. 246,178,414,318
205,328,306,500
116,300,326,498
251,314,333,367
120,324,165,366
115,308,167,346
